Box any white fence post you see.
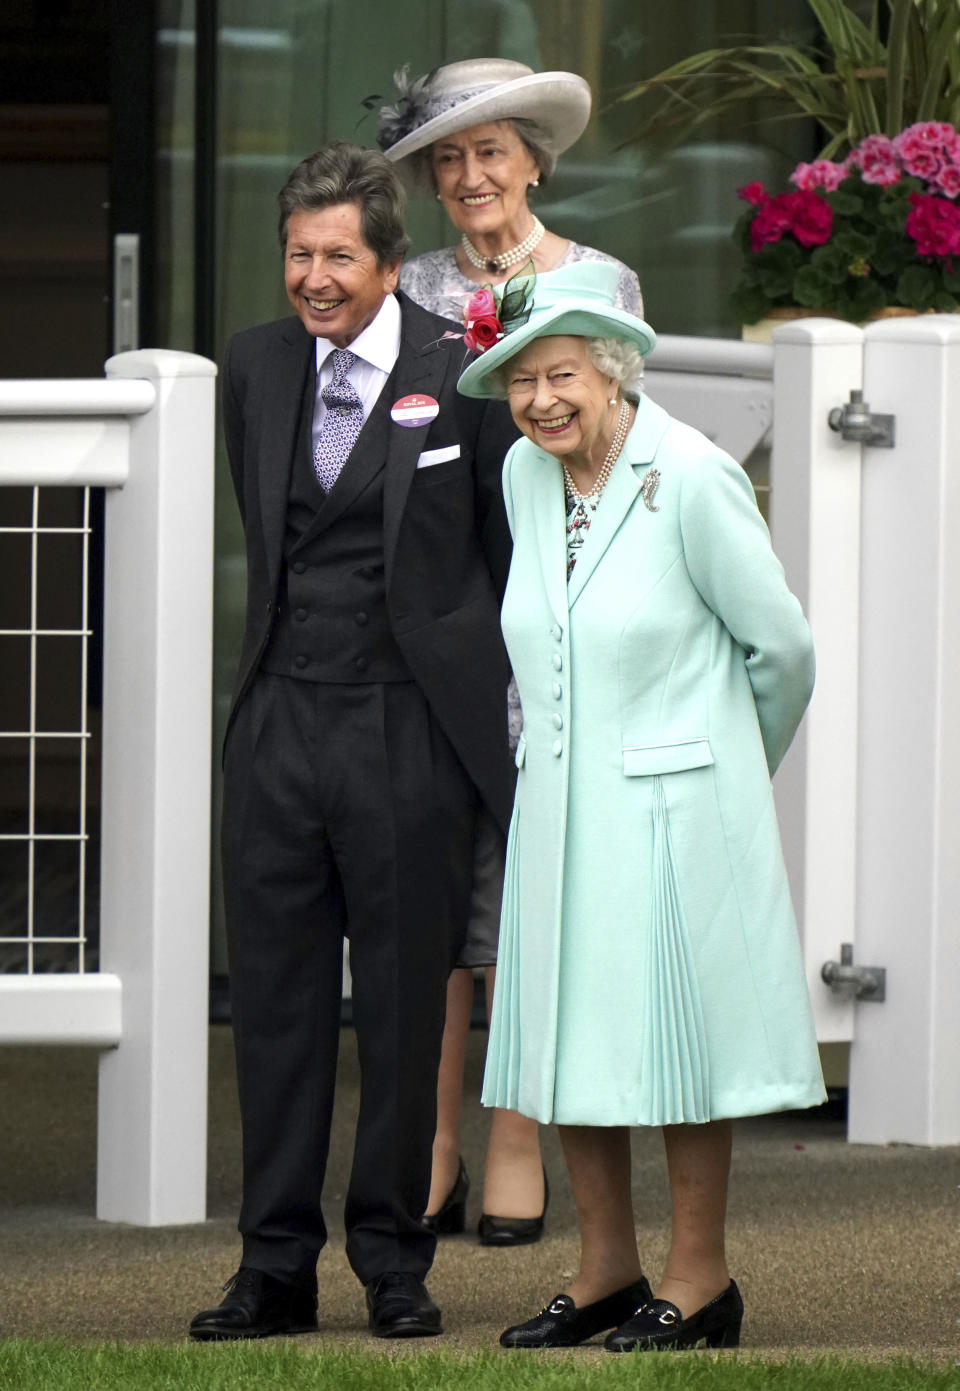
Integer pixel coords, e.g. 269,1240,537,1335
769,319,864,1045
97,349,216,1222
849,315,960,1145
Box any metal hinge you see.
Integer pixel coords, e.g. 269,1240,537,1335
821,943,886,1002
827,389,895,447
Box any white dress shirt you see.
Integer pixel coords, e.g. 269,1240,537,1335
311,293,402,458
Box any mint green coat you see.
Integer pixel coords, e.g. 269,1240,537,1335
482,396,826,1126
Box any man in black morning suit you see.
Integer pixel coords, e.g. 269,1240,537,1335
189,143,516,1342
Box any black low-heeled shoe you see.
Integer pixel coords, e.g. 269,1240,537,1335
478,1167,549,1247
604,1279,743,1352
499,1276,653,1349
421,1157,469,1235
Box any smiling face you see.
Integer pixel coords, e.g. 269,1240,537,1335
283,203,401,347
505,336,618,470
430,121,540,243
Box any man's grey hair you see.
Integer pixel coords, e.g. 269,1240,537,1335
489,335,645,398
277,141,411,267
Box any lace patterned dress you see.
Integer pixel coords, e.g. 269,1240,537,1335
399,241,643,325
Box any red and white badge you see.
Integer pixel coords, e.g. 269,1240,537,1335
390,393,440,427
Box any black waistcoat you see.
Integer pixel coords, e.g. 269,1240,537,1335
261,361,413,684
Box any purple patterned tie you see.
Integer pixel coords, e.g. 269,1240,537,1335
313,348,364,491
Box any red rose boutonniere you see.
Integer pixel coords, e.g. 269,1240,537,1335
463,286,503,352
457,263,535,353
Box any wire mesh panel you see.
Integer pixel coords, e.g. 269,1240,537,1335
0,485,99,974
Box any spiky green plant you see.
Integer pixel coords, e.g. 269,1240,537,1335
614,0,960,158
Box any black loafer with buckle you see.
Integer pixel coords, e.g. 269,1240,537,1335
604,1279,744,1352
499,1275,653,1349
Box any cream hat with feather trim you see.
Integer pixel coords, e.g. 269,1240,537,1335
378,59,591,166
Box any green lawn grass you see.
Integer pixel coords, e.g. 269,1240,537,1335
0,1342,953,1391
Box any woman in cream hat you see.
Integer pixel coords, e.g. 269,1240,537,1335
378,57,645,1252
457,261,824,1351
380,59,642,320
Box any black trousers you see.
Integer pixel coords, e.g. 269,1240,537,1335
221,674,476,1286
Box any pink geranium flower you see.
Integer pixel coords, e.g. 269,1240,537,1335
790,159,849,192
850,135,902,187
905,192,960,257
737,181,769,206
749,190,833,252
787,190,834,246
901,148,942,180
749,193,795,251
935,164,960,198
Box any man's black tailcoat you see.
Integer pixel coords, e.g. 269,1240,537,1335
220,291,517,1286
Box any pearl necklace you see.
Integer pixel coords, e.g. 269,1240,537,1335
562,398,631,502
461,216,545,273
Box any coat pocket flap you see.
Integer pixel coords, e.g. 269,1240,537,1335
622,738,714,776
514,735,527,769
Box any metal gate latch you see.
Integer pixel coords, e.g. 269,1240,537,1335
827,389,895,447
821,943,886,1002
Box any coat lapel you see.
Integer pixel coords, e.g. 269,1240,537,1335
382,298,451,584
257,321,315,589
566,397,673,610
528,450,569,627
565,454,641,610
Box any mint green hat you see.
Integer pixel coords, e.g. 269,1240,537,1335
456,261,656,400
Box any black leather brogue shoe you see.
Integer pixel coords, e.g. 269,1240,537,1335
499,1275,653,1349
365,1272,442,1338
604,1279,744,1352
189,1267,318,1341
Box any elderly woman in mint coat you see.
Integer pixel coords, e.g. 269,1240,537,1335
457,261,825,1354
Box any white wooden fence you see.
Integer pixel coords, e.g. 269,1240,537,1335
0,350,216,1222
0,324,956,1236
649,317,960,1147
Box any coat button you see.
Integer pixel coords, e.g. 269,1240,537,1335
552,682,562,700
550,624,562,640
294,607,307,622
295,655,308,670
292,561,306,574
552,713,563,729
552,739,563,757
355,656,369,672
552,653,562,671
355,611,368,626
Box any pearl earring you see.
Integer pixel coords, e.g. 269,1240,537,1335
435,192,442,201
608,397,617,406
530,179,539,188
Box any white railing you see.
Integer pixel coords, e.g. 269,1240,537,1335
646,334,773,466
0,350,216,1221
649,321,960,1147
772,316,960,1147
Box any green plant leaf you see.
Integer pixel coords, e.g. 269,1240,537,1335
916,1,960,122
793,264,838,305
730,283,775,323
886,0,913,132
896,263,941,308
